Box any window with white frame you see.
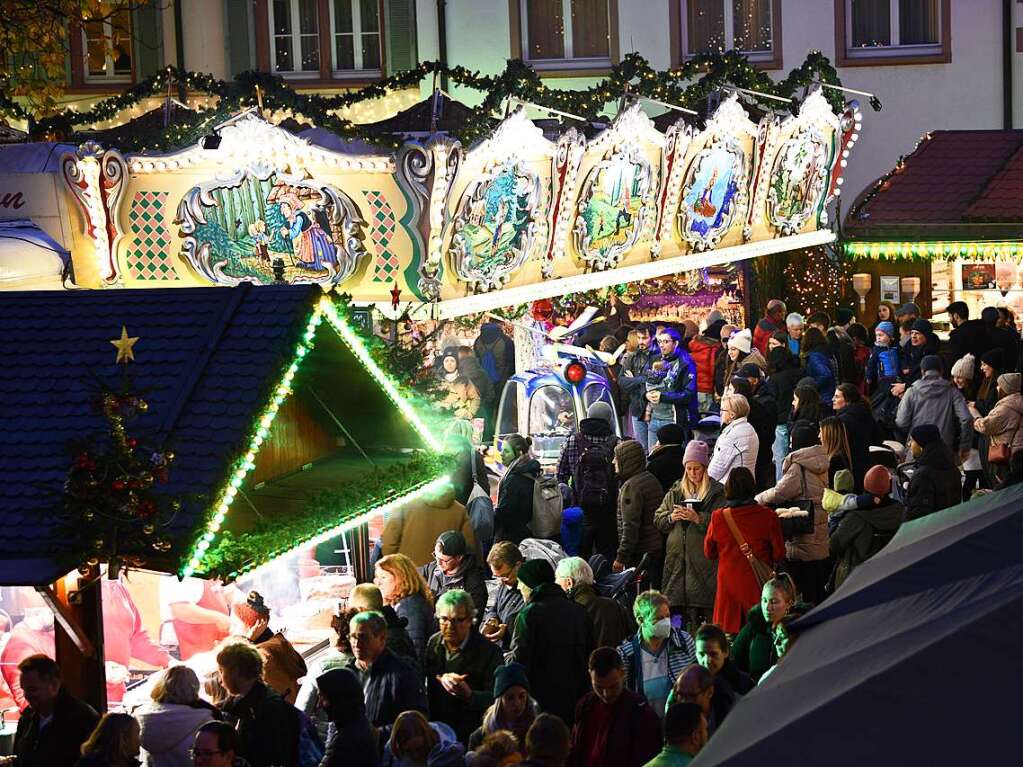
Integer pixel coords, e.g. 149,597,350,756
270,0,322,75
520,0,611,67
681,0,775,62
83,2,133,82
330,0,382,74
846,0,941,57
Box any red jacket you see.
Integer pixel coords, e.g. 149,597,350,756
567,689,662,767
752,317,780,356
687,336,720,394
704,503,786,634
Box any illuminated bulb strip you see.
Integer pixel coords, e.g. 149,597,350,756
844,241,1023,261
226,474,452,581
320,298,443,452
180,306,325,577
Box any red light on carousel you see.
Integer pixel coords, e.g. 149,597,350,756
564,361,586,384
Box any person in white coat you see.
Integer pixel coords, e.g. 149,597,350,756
708,394,759,485
136,666,218,767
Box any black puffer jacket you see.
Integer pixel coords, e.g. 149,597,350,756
836,401,882,492
904,441,962,521
647,442,685,494
767,347,805,425
829,496,904,590
495,455,541,543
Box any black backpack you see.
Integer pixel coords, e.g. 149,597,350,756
572,436,617,514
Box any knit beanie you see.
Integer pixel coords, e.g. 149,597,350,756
517,559,555,589
875,321,896,340
585,401,614,426
835,307,855,326
911,319,933,335
863,465,892,497
704,320,724,341
981,348,1005,370
705,309,725,327
921,355,943,374
832,469,854,494
728,328,752,354
910,424,941,448
656,424,686,446
998,372,1022,394
494,662,531,698
950,354,975,380
682,440,710,466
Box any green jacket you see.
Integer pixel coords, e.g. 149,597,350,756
731,605,776,683
654,478,725,610
424,629,503,745
643,745,695,767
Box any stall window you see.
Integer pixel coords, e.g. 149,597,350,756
837,0,949,65
82,2,134,83
514,0,616,70
677,0,781,68
330,0,382,74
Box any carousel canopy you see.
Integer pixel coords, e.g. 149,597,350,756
0,285,442,584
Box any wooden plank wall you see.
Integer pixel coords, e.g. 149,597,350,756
248,395,338,485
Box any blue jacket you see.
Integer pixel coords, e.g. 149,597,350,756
343,649,427,729
866,344,901,386
804,350,837,406
655,350,699,427
617,628,696,699
394,592,436,663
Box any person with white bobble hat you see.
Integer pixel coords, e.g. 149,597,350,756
722,329,767,393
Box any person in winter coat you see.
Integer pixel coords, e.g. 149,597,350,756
800,327,837,413
646,423,686,493
981,306,1019,370
847,323,871,395
902,319,941,385
732,574,797,683
567,648,662,767
136,666,217,767
445,420,489,507
655,440,726,632
713,324,737,397
386,711,466,767
947,301,989,364
829,466,904,592
833,383,882,491
617,591,696,718
555,401,619,484
722,329,769,390
381,481,478,567
694,624,753,700
789,383,823,438
895,355,973,458
474,322,516,428
866,321,904,439
903,424,963,521
729,373,776,490
753,300,787,356
347,583,417,664
972,372,1023,482
704,468,786,634
708,394,759,485
438,348,482,420
493,434,538,544
613,439,666,585
767,345,805,483
481,543,525,650
619,326,658,447
755,422,830,605
509,559,595,727
468,663,538,755
556,557,635,649
316,668,379,767
424,590,503,745
827,325,858,387
420,531,488,623
217,642,300,767
375,554,437,662
688,324,721,412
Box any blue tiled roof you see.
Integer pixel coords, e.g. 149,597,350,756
0,284,323,585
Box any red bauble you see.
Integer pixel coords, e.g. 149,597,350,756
111,480,126,491
127,438,138,449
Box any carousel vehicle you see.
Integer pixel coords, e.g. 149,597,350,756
495,355,621,468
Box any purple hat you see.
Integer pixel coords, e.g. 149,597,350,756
683,440,710,466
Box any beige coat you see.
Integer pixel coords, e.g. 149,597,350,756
440,376,481,420
756,444,829,562
380,485,478,567
974,392,1023,451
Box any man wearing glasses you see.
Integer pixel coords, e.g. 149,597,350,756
423,589,503,745
190,722,240,767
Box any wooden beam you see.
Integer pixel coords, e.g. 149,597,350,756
51,570,108,714
35,585,95,658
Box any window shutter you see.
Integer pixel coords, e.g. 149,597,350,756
132,3,164,79
385,0,417,75
223,0,256,77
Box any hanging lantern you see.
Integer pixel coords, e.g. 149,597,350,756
852,273,872,311
901,277,921,304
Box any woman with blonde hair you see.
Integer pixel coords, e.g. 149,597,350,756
76,713,141,767
708,394,759,484
386,710,465,765
136,666,218,767
374,553,436,661
820,417,854,487
655,440,726,630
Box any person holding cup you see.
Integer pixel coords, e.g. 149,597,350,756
654,441,725,633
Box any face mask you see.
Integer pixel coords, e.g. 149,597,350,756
651,617,672,640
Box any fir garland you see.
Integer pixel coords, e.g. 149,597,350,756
0,50,847,153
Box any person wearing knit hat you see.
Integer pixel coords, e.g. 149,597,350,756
471,662,538,752
998,372,1022,395
875,321,896,341
316,668,378,767
586,400,615,427
728,328,752,354
951,353,975,381
973,372,1023,485
904,422,962,521
835,307,855,328
508,555,594,726
829,465,904,590
494,662,530,699
683,440,710,466
920,355,943,374
704,309,725,327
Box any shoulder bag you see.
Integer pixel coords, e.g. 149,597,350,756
723,508,776,587
988,417,1022,465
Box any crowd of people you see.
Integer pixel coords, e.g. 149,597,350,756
14,298,1023,767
